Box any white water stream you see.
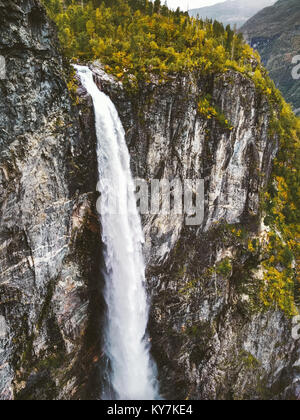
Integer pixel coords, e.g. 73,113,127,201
75,66,158,400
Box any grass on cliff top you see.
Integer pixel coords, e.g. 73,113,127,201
42,0,300,315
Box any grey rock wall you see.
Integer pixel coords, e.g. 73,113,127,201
0,0,102,400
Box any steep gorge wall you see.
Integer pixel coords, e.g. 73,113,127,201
0,0,103,400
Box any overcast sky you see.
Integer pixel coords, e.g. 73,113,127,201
165,0,225,10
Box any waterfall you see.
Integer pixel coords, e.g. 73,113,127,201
75,66,159,400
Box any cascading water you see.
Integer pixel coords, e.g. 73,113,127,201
75,66,159,400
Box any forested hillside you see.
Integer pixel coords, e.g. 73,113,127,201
43,0,249,85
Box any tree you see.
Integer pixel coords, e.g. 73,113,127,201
153,0,161,14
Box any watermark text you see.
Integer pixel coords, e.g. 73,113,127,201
292,55,300,80
96,178,204,226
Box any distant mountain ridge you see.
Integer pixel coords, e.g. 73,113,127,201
241,0,300,115
189,0,276,28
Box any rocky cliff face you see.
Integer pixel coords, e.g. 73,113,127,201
0,0,299,401
241,0,300,115
94,65,300,400
0,0,103,400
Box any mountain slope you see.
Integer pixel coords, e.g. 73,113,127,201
241,0,300,114
189,0,276,28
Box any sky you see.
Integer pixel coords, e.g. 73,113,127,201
165,0,225,11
